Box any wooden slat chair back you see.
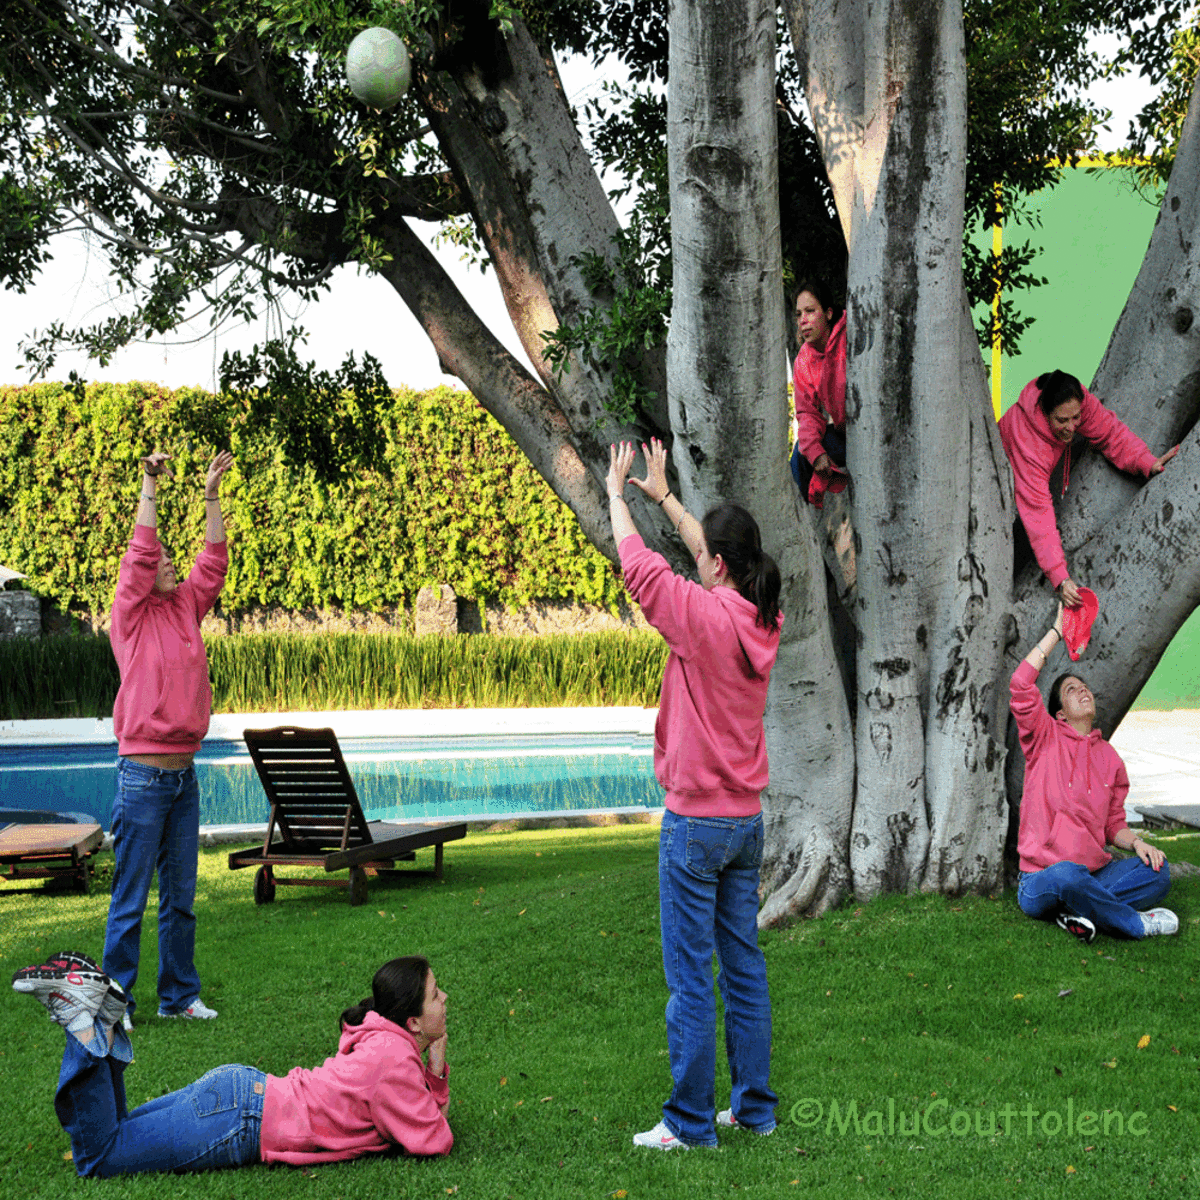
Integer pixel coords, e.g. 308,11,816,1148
245,727,372,856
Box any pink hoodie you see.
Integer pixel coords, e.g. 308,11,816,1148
997,378,1157,588
793,313,847,465
109,523,228,756
1010,660,1129,874
618,534,781,817
261,1011,452,1163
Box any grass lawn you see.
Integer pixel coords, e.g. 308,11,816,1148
1,825,1196,1200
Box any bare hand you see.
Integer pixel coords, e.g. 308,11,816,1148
1134,837,1166,872
426,1032,448,1078
627,438,671,504
812,452,834,480
204,450,234,498
1149,444,1179,475
1052,602,1064,638
607,442,636,499
1058,577,1082,608
140,452,174,479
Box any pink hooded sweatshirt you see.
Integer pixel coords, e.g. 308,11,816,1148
1011,660,1130,874
261,1011,452,1163
997,378,1157,588
618,534,781,817
109,524,228,756
793,312,847,465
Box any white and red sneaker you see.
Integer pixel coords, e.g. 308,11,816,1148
632,1120,690,1150
12,952,110,1035
159,997,218,1020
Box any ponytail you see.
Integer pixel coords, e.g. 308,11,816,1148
339,955,430,1033
700,503,781,632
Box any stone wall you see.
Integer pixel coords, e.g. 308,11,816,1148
0,590,40,640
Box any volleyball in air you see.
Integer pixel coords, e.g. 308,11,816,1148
345,27,411,109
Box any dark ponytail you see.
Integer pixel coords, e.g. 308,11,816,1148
340,955,430,1033
1035,370,1084,418
700,503,781,632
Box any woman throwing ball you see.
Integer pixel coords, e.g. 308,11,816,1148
609,439,782,1148
999,370,1177,606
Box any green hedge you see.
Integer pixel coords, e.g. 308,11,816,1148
0,631,667,720
0,381,619,616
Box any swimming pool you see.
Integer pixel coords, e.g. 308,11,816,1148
0,709,662,829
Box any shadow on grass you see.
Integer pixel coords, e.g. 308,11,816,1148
1,825,1196,1200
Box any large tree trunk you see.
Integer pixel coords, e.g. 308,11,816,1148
779,0,1012,906
667,0,855,921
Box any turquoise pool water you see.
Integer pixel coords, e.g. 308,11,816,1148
0,733,661,828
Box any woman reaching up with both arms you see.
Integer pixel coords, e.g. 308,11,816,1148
998,370,1177,607
608,438,782,1149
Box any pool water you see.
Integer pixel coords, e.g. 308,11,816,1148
0,733,661,828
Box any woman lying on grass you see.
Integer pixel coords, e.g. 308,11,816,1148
12,951,451,1175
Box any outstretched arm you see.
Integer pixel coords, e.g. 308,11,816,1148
203,451,233,544
136,452,173,531
1023,604,1064,675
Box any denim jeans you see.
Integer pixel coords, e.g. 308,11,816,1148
659,810,777,1145
55,1028,264,1176
102,759,202,1015
1018,857,1171,939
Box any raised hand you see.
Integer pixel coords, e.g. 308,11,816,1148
140,451,173,479
204,450,234,498
627,437,670,504
607,442,637,500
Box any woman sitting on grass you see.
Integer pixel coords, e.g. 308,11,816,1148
12,952,451,1175
1013,606,1176,943
608,438,782,1148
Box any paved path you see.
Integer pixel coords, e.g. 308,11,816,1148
1112,710,1200,827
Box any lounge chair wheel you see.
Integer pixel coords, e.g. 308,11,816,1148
254,865,276,905
349,866,368,907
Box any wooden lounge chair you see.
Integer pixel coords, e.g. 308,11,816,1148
228,726,467,906
0,822,103,895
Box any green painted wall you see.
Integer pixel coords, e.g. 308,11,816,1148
972,165,1198,709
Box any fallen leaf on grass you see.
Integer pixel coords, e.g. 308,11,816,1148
1058,989,1073,998
62,1151,73,1162
1137,1034,1151,1050
1103,1059,1117,1069
1066,1166,1076,1175
518,909,526,916
499,1077,507,1086
1013,993,1024,1000
446,1188,459,1195
1168,1105,1178,1112
540,1096,553,1102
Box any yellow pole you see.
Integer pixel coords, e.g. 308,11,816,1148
991,184,1003,420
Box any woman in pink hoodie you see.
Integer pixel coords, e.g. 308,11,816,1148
1012,606,1176,942
13,952,452,1175
998,370,1177,606
608,439,782,1149
790,281,847,505
103,450,233,1026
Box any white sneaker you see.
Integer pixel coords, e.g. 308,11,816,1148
1056,913,1097,945
122,1012,134,1033
633,1120,690,1149
159,997,218,1019
717,1108,775,1135
1139,907,1179,937
12,953,110,1036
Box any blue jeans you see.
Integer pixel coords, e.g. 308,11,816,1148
1018,857,1171,939
103,759,202,1015
659,810,777,1145
55,1029,264,1176
790,428,847,499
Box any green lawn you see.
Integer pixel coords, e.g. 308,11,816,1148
1,826,1196,1199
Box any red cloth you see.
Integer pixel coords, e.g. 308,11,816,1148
1010,660,1130,873
261,1012,452,1163
1062,587,1099,661
998,379,1157,588
792,314,847,466
807,463,849,508
618,534,781,817
109,524,227,756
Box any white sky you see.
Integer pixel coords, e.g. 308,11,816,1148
0,40,1159,394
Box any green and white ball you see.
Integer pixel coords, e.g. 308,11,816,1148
346,27,411,109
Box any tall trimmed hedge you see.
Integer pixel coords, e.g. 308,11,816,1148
0,381,619,616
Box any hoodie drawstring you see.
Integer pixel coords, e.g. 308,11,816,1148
1061,442,1071,497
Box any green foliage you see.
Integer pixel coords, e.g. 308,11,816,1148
0,380,620,617
1,830,1196,1200
0,631,666,719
